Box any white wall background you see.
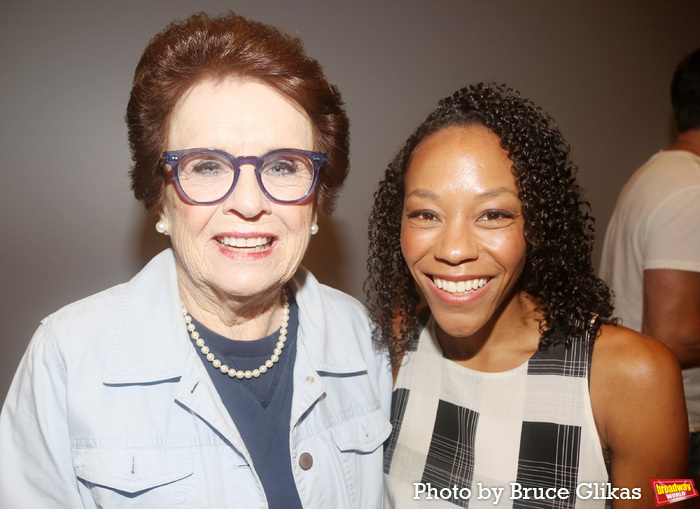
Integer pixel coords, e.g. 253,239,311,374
1,0,699,404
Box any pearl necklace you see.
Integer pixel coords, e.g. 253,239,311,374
182,289,289,379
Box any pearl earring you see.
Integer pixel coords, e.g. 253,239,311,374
155,220,168,234
310,223,319,235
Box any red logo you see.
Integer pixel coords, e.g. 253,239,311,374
651,479,698,506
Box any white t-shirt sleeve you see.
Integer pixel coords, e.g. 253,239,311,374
644,185,700,273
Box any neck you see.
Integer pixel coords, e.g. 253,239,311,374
670,128,700,157
177,268,285,341
436,289,542,372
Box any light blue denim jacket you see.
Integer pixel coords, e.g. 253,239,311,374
0,250,392,508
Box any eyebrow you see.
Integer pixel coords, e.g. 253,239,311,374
405,188,440,200
476,187,519,200
405,186,518,201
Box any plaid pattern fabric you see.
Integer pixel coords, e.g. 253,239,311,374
384,317,608,508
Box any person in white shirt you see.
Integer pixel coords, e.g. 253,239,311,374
600,46,700,482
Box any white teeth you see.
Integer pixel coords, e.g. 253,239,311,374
432,276,489,295
218,236,272,251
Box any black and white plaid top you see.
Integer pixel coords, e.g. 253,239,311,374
384,316,609,508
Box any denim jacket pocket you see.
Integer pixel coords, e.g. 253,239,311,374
329,408,391,453
73,447,193,506
324,408,391,507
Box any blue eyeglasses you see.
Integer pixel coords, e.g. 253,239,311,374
162,148,327,205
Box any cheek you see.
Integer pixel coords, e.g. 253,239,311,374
280,204,314,246
399,223,414,263
293,203,314,231
401,223,430,267
163,190,215,240
491,227,527,275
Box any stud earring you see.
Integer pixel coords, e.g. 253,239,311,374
310,223,319,235
155,220,168,234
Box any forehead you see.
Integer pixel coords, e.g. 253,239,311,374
406,125,516,196
167,78,313,152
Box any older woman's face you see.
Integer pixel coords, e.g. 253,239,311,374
401,125,527,340
162,78,316,301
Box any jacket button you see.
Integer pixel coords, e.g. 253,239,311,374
299,452,313,470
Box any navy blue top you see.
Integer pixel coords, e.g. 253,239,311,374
190,290,302,509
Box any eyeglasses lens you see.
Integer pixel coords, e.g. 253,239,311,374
260,153,314,202
178,151,315,204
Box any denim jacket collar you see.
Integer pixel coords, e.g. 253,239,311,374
290,269,370,375
102,249,369,385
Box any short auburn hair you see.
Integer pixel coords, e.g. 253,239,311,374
126,12,349,214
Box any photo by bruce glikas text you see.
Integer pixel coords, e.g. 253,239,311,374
412,482,641,504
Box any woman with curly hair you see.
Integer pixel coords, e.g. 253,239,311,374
367,83,687,507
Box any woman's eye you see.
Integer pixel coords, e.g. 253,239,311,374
406,210,439,222
189,160,225,176
478,209,515,222
264,159,298,176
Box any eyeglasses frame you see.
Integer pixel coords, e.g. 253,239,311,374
162,147,327,206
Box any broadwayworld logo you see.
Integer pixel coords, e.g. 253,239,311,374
652,479,699,506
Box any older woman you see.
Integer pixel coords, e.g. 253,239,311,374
0,12,390,508
367,83,687,507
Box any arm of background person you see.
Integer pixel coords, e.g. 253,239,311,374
643,269,700,369
591,325,688,508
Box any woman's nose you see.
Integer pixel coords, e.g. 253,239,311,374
434,221,479,265
222,165,272,219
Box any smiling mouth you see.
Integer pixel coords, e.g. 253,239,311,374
431,276,490,295
217,235,273,252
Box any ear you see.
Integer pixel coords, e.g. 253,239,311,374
157,189,173,226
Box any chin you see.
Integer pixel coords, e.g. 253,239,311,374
227,276,281,295
431,313,485,341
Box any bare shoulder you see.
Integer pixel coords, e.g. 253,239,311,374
590,323,685,452
592,323,681,385
590,326,688,492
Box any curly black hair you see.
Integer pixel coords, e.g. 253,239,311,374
366,82,615,368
